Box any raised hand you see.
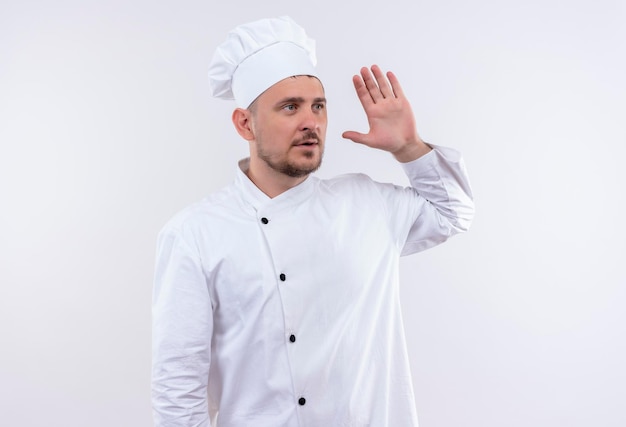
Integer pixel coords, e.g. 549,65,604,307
342,65,431,162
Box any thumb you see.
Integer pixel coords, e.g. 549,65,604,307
342,130,369,145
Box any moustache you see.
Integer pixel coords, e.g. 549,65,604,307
293,131,321,145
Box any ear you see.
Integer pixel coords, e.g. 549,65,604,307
232,108,255,141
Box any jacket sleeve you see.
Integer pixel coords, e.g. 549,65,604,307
380,144,475,256
152,225,213,427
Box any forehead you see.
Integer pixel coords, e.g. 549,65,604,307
256,75,325,105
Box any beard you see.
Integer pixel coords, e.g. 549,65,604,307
257,131,324,178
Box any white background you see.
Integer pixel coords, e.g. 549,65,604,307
1,0,625,426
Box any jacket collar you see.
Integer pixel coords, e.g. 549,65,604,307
235,158,316,212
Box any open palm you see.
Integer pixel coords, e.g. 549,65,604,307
342,65,430,162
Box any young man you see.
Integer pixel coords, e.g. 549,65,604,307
152,16,474,427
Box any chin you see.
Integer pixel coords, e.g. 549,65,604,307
284,157,322,177
299,155,322,169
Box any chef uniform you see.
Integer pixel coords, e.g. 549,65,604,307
152,16,474,427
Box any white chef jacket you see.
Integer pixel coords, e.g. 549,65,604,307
152,144,474,427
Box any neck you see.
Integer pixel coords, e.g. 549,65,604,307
246,157,309,198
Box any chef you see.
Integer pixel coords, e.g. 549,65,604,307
152,15,474,427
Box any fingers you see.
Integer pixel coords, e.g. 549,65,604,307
370,65,394,99
360,66,381,103
357,65,396,103
352,74,374,108
386,70,405,99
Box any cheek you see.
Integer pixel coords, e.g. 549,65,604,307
276,121,299,139
319,120,328,136
318,113,328,128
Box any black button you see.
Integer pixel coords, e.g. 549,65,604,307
298,397,306,406
279,273,286,281
261,217,269,224
289,334,296,343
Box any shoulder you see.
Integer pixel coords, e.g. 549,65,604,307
319,172,377,191
318,172,402,198
158,185,238,239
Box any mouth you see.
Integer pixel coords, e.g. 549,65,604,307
293,136,320,147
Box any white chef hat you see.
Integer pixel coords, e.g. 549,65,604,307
207,16,318,108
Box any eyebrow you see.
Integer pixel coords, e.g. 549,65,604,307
276,96,327,106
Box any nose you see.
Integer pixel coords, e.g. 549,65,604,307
300,108,319,132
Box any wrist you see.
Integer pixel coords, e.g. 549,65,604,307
392,138,432,163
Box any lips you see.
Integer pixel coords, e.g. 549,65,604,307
293,132,320,147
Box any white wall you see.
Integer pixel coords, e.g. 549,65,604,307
1,0,625,426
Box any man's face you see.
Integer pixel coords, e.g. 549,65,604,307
248,76,327,178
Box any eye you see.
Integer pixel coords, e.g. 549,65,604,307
313,103,325,111
283,104,296,111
